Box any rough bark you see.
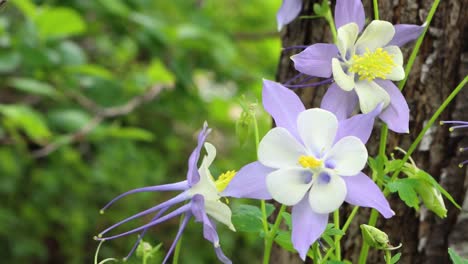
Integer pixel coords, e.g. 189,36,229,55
274,0,467,263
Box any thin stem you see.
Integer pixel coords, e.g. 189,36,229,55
342,206,359,234
172,233,182,264
252,111,260,152
378,125,388,162
323,1,337,42
358,209,379,264
263,205,287,264
334,210,341,260
373,0,379,20
385,250,392,264
398,0,441,91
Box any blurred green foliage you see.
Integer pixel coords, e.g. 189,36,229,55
0,0,280,263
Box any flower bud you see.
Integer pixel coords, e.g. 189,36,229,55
416,181,447,218
360,224,389,250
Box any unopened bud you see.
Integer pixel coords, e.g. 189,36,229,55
416,182,447,218
360,225,389,250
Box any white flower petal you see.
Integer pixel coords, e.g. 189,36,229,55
189,143,219,200
205,200,236,231
325,136,368,176
202,142,217,168
386,65,405,81
354,80,390,113
383,45,403,65
355,20,395,53
266,168,313,206
297,108,338,156
332,58,355,91
309,172,346,213
258,127,307,169
336,22,359,59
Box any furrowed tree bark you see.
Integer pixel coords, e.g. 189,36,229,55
273,0,467,263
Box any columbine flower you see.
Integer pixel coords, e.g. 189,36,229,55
291,0,424,133
223,80,394,260
441,120,468,167
277,0,302,31
96,123,235,264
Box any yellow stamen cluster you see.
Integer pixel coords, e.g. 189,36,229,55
349,48,396,81
215,170,236,192
298,155,322,169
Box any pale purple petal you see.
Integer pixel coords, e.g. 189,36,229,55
277,0,302,31
291,44,339,78
97,204,191,240
342,172,395,218
335,103,382,144
375,80,410,133
100,181,189,211
334,0,365,32
262,79,305,141
162,213,191,264
187,122,211,186
99,191,191,236
320,83,358,120
292,197,328,260
388,24,424,47
191,195,232,264
221,162,274,200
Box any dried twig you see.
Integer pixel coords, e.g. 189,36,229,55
32,84,168,158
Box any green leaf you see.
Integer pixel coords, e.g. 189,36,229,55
387,178,420,209
11,0,36,19
0,51,21,73
146,59,175,86
324,223,345,236
265,203,275,217
231,204,265,233
66,64,114,80
391,252,402,264
385,159,405,174
448,248,468,264
281,212,292,230
274,231,296,253
97,0,130,17
0,104,51,143
92,126,155,142
34,7,86,39
9,78,60,98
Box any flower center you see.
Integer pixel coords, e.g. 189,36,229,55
348,48,395,81
215,170,236,192
298,155,322,169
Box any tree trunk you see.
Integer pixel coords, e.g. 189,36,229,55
274,0,468,263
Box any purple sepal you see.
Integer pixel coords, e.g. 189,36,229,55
262,79,305,141
291,197,329,260
343,172,395,219
187,122,211,186
191,195,232,264
320,83,358,120
334,0,365,32
291,44,338,78
375,80,410,133
388,24,424,47
277,0,303,31
221,161,274,199
335,103,382,144
162,213,191,264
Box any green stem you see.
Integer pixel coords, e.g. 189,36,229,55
263,205,287,264
398,0,441,91
334,210,341,260
358,209,379,264
385,250,392,264
373,0,379,20
323,1,337,42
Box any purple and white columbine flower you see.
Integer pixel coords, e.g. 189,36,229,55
223,80,394,260
277,0,302,31
96,123,235,264
291,0,424,133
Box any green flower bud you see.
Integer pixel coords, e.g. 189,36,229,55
360,224,389,250
136,241,152,258
416,181,447,218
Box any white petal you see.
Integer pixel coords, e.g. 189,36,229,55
386,65,405,81
383,45,403,65
266,168,313,206
202,142,217,168
332,58,355,91
258,127,307,169
309,172,346,213
355,20,395,53
189,143,219,200
336,22,359,59
297,108,338,156
205,200,236,231
325,136,368,176
354,80,390,113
